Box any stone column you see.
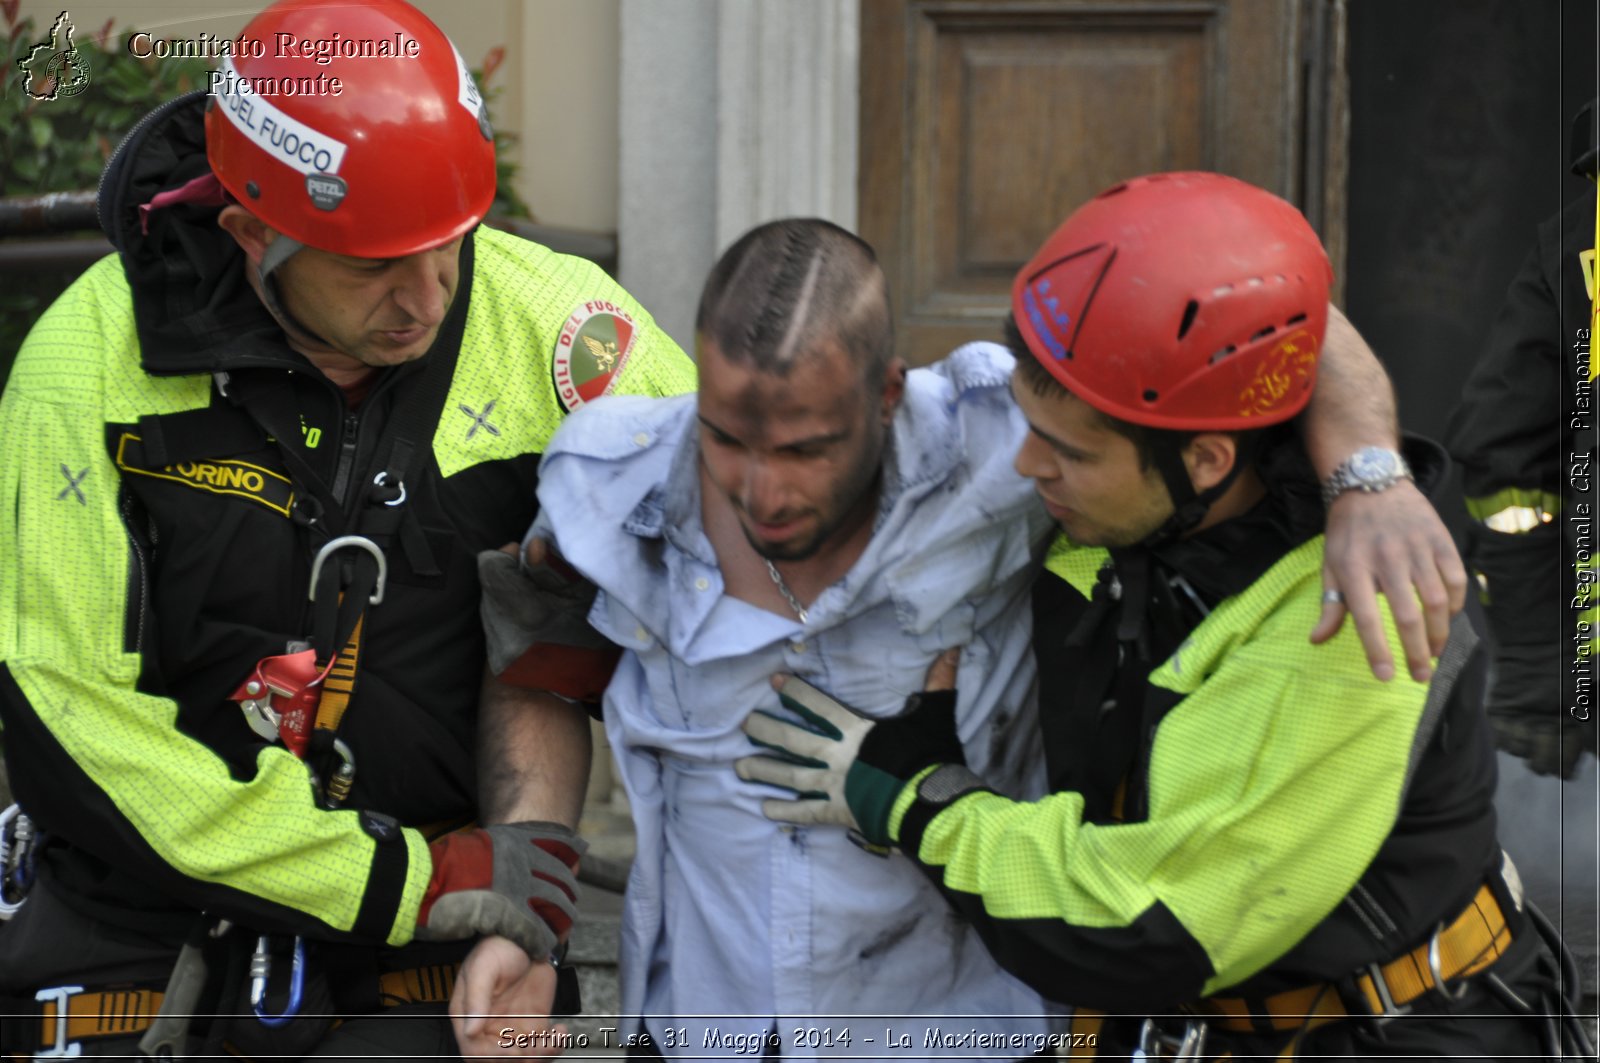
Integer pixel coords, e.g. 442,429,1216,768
618,0,860,351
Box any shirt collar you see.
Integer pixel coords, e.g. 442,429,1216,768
878,375,964,522
622,402,719,566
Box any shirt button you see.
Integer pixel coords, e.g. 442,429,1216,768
632,432,649,446
789,640,806,654
634,626,649,642
694,577,710,592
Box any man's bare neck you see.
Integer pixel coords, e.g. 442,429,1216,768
699,460,878,622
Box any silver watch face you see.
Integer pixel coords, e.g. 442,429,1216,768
1348,447,1400,483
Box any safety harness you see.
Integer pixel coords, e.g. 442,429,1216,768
1,236,479,1060
2,959,464,1060
2,327,469,1055
217,274,464,1030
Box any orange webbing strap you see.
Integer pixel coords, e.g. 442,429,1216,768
1191,982,1347,1036
1351,882,1510,1015
1064,1010,1103,1057
377,964,459,1006
312,613,364,736
36,987,165,1044
1196,882,1511,1038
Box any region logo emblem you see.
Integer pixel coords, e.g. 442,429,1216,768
1237,329,1318,418
553,300,638,412
17,11,92,101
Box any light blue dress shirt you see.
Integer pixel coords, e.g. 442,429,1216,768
534,343,1059,1059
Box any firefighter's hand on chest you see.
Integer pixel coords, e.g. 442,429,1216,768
735,649,965,850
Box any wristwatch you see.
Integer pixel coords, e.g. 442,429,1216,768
1321,445,1413,505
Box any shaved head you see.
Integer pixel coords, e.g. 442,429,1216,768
695,218,892,386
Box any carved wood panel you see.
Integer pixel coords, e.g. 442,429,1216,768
861,0,1347,365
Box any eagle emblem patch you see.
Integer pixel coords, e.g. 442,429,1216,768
553,300,638,412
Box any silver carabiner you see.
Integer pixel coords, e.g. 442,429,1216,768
1175,1020,1208,1061
0,804,37,920
308,535,387,605
250,935,306,1027
322,737,358,807
1427,920,1472,1002
1134,1017,1208,1061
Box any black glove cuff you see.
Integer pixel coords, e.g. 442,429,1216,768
858,689,966,780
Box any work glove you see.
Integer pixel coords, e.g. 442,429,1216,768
478,546,612,669
1486,642,1593,779
416,822,586,960
735,674,966,849
479,545,620,701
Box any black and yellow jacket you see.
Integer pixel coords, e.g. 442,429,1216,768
0,95,694,952
887,447,1501,1014
1446,188,1596,717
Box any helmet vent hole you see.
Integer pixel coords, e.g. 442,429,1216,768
1209,345,1237,365
1177,300,1200,340
1286,313,1307,326
1250,325,1277,342
1142,388,1159,403
1099,183,1129,198
245,181,260,199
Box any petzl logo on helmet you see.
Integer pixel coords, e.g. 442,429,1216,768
553,302,638,412
17,11,91,101
213,54,348,177
305,173,346,211
1238,329,1318,417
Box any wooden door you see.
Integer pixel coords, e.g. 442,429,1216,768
860,0,1348,365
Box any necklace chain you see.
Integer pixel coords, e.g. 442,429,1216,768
764,559,808,623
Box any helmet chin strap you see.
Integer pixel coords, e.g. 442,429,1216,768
251,236,341,354
1143,438,1252,547
1112,438,1249,649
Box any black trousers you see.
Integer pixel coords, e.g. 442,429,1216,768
0,874,576,1061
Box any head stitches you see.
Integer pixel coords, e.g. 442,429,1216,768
696,218,892,387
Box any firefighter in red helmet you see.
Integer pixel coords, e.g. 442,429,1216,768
739,173,1584,1058
0,0,693,1056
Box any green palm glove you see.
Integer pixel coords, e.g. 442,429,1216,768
735,675,966,848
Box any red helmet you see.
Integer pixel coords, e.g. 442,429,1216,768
1012,172,1332,431
205,0,496,260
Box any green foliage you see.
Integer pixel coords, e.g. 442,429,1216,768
0,11,531,375
2,17,212,196
1,14,212,365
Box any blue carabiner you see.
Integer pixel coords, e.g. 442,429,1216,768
249,935,305,1027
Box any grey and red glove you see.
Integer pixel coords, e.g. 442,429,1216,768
415,822,586,959
478,547,620,702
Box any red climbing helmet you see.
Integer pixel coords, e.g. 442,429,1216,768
205,0,496,259
1012,172,1333,431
